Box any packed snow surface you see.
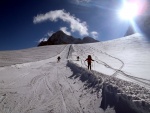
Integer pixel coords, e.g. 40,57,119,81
0,33,150,113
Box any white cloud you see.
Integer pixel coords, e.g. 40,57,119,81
47,31,54,37
39,38,48,43
60,27,71,36
33,9,89,36
38,31,54,43
90,31,99,39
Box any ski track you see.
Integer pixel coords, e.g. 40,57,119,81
0,45,69,113
73,44,150,89
57,66,83,113
89,45,150,88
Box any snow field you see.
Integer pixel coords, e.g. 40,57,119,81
0,33,150,113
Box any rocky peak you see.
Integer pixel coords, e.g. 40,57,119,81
38,30,99,46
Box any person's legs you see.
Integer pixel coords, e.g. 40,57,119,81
88,63,91,70
89,64,91,70
88,63,90,70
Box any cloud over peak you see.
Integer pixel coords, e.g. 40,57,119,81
90,31,99,39
60,27,71,36
38,31,54,43
38,38,48,43
33,9,89,36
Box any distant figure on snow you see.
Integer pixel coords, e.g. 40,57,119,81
57,56,61,62
77,56,80,61
85,55,94,70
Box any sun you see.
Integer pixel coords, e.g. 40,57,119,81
118,2,140,20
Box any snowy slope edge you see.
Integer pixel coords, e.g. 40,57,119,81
67,61,150,113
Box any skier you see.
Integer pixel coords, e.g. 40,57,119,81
85,55,94,70
57,56,61,62
77,56,80,61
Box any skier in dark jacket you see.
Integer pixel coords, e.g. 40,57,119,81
85,55,94,70
77,56,80,61
57,56,61,62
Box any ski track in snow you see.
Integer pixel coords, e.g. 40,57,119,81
72,44,150,89
89,44,150,89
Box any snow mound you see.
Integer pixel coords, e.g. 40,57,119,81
102,76,150,113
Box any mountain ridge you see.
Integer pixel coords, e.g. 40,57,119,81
38,30,99,46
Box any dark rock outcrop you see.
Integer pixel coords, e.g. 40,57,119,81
38,30,99,46
82,36,98,43
124,15,150,40
124,25,136,36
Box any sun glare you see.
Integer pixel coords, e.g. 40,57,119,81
118,2,140,20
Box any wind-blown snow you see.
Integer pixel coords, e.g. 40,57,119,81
0,33,150,113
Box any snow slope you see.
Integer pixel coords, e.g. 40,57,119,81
0,33,150,113
72,33,150,89
0,45,66,67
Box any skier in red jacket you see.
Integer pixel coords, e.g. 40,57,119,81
85,55,94,70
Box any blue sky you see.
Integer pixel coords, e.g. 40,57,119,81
0,0,148,50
